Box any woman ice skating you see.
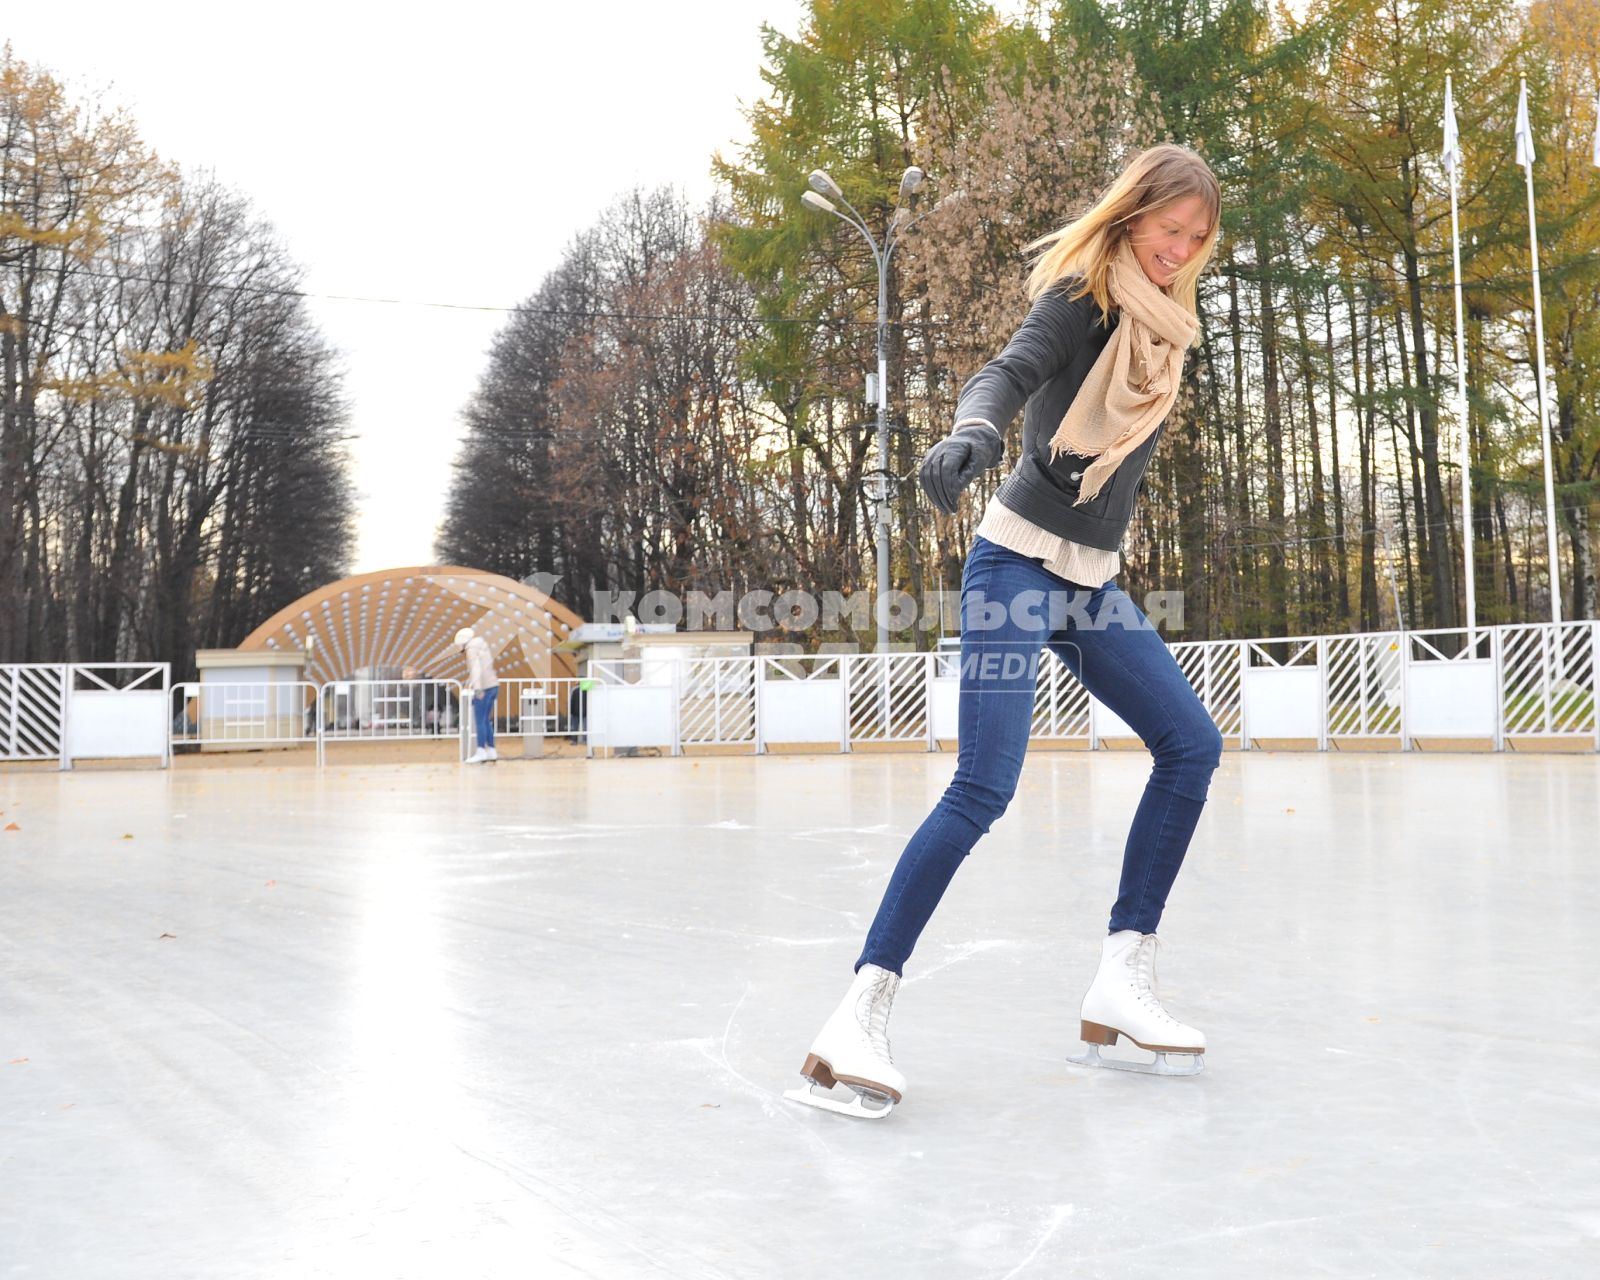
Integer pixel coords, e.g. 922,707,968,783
456,626,500,763
787,144,1224,1119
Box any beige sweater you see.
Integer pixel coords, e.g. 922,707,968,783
463,635,499,692
972,492,1120,588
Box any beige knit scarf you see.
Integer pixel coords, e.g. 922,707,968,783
1046,236,1200,505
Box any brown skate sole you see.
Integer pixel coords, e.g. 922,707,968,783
799,1053,903,1103
1081,1020,1203,1057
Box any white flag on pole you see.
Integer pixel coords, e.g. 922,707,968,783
1514,78,1535,170
1443,77,1462,177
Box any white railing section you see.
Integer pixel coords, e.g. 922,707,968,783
173,681,319,750
315,679,468,765
486,676,591,748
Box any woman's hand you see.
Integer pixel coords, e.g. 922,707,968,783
919,423,1003,515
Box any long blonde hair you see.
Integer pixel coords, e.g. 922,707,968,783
1024,144,1221,323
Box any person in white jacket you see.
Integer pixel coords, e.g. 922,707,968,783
455,627,500,763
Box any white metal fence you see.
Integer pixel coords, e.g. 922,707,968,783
569,619,1598,757
11,621,1596,771
2,663,170,768
169,678,471,764
314,678,469,764
173,681,320,750
484,676,591,748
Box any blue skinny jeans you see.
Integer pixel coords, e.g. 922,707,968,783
472,685,499,750
857,535,1224,976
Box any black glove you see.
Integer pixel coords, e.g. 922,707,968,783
919,423,1003,515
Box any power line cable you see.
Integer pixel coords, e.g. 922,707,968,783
33,255,1600,325
45,264,928,328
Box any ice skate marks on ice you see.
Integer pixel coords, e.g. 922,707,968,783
1066,1022,1205,1077
783,1055,897,1120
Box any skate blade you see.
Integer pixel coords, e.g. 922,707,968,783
783,1081,896,1119
1066,1043,1205,1077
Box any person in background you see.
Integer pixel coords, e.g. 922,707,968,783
456,627,500,763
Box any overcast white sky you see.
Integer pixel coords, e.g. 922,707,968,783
6,0,806,572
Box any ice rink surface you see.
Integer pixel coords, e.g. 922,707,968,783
2,746,1598,1279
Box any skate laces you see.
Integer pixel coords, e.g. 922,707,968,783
1128,935,1180,1027
856,970,897,1062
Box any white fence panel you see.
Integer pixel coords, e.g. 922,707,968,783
317,679,467,764
1323,633,1403,743
63,665,170,765
1239,640,1322,746
588,686,676,750
494,676,590,748
1500,622,1597,743
588,660,676,753
1401,631,1498,740
845,653,929,747
1,665,65,762
758,657,845,748
1240,668,1323,740
679,658,757,749
172,681,318,748
1404,661,1497,737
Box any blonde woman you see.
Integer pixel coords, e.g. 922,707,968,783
789,145,1225,1119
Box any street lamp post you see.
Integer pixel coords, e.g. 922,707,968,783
802,166,926,654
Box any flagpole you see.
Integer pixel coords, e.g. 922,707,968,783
1517,76,1562,627
1444,75,1476,637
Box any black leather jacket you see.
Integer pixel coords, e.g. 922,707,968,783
952,275,1163,552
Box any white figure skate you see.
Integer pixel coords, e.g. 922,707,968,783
1067,930,1206,1077
784,964,905,1119
465,747,488,764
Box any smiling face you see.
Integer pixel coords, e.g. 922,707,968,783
1126,194,1213,288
